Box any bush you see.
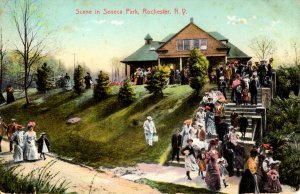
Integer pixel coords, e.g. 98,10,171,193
93,71,112,100
73,65,85,94
118,78,136,104
276,65,300,99
35,63,51,93
264,97,300,189
188,49,209,95
145,65,170,96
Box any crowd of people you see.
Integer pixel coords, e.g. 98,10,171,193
0,118,51,162
214,58,273,105
168,87,282,192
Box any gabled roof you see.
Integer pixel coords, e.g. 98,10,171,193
122,41,160,62
160,33,175,43
156,22,229,50
227,42,251,59
208,31,228,41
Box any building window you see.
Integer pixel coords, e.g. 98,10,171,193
200,39,208,50
176,39,208,51
176,39,183,50
183,39,190,50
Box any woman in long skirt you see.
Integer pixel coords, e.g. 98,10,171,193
24,122,39,161
181,139,198,180
263,161,282,193
205,111,216,136
11,125,25,162
205,140,221,192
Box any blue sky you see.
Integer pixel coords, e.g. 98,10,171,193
0,0,300,72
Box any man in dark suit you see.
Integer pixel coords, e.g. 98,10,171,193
171,128,182,162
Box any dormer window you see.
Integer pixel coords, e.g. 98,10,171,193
176,39,208,51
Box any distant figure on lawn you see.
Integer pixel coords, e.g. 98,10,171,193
24,122,39,161
37,132,51,160
64,73,72,91
143,116,157,147
84,72,93,89
6,85,15,104
0,117,8,153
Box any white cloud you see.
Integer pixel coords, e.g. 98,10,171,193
252,15,257,20
110,20,124,26
92,20,106,25
271,20,281,27
227,15,248,25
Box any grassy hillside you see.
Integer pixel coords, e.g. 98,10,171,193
0,85,211,168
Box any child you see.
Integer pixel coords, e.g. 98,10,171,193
197,148,206,179
37,132,51,160
218,157,229,188
242,88,249,105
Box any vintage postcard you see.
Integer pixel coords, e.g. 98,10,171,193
0,0,299,193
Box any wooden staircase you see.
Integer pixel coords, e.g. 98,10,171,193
167,87,266,168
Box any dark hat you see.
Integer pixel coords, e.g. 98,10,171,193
187,139,193,143
209,139,217,146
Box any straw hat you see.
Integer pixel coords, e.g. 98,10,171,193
146,116,153,121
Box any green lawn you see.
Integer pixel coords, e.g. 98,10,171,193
136,179,219,194
0,84,213,168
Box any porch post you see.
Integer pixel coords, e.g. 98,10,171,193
158,58,161,65
179,57,183,71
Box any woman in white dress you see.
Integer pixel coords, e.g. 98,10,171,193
24,122,39,161
11,125,25,162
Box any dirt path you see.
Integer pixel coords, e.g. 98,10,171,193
0,141,159,194
117,163,297,194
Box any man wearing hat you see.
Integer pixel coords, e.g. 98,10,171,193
7,118,18,152
143,116,157,147
171,128,182,163
0,117,8,153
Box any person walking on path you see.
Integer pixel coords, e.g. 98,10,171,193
37,132,51,160
181,139,198,180
24,122,39,161
171,128,182,163
218,157,229,188
263,161,282,193
0,117,7,153
205,110,216,137
11,125,25,162
205,140,221,192
197,147,206,179
239,113,248,138
7,118,18,152
143,116,157,147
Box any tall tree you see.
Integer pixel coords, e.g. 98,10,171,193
11,0,51,104
145,65,170,96
0,27,6,91
249,36,277,60
188,49,209,95
35,63,51,93
73,65,84,95
94,71,112,100
291,38,300,66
